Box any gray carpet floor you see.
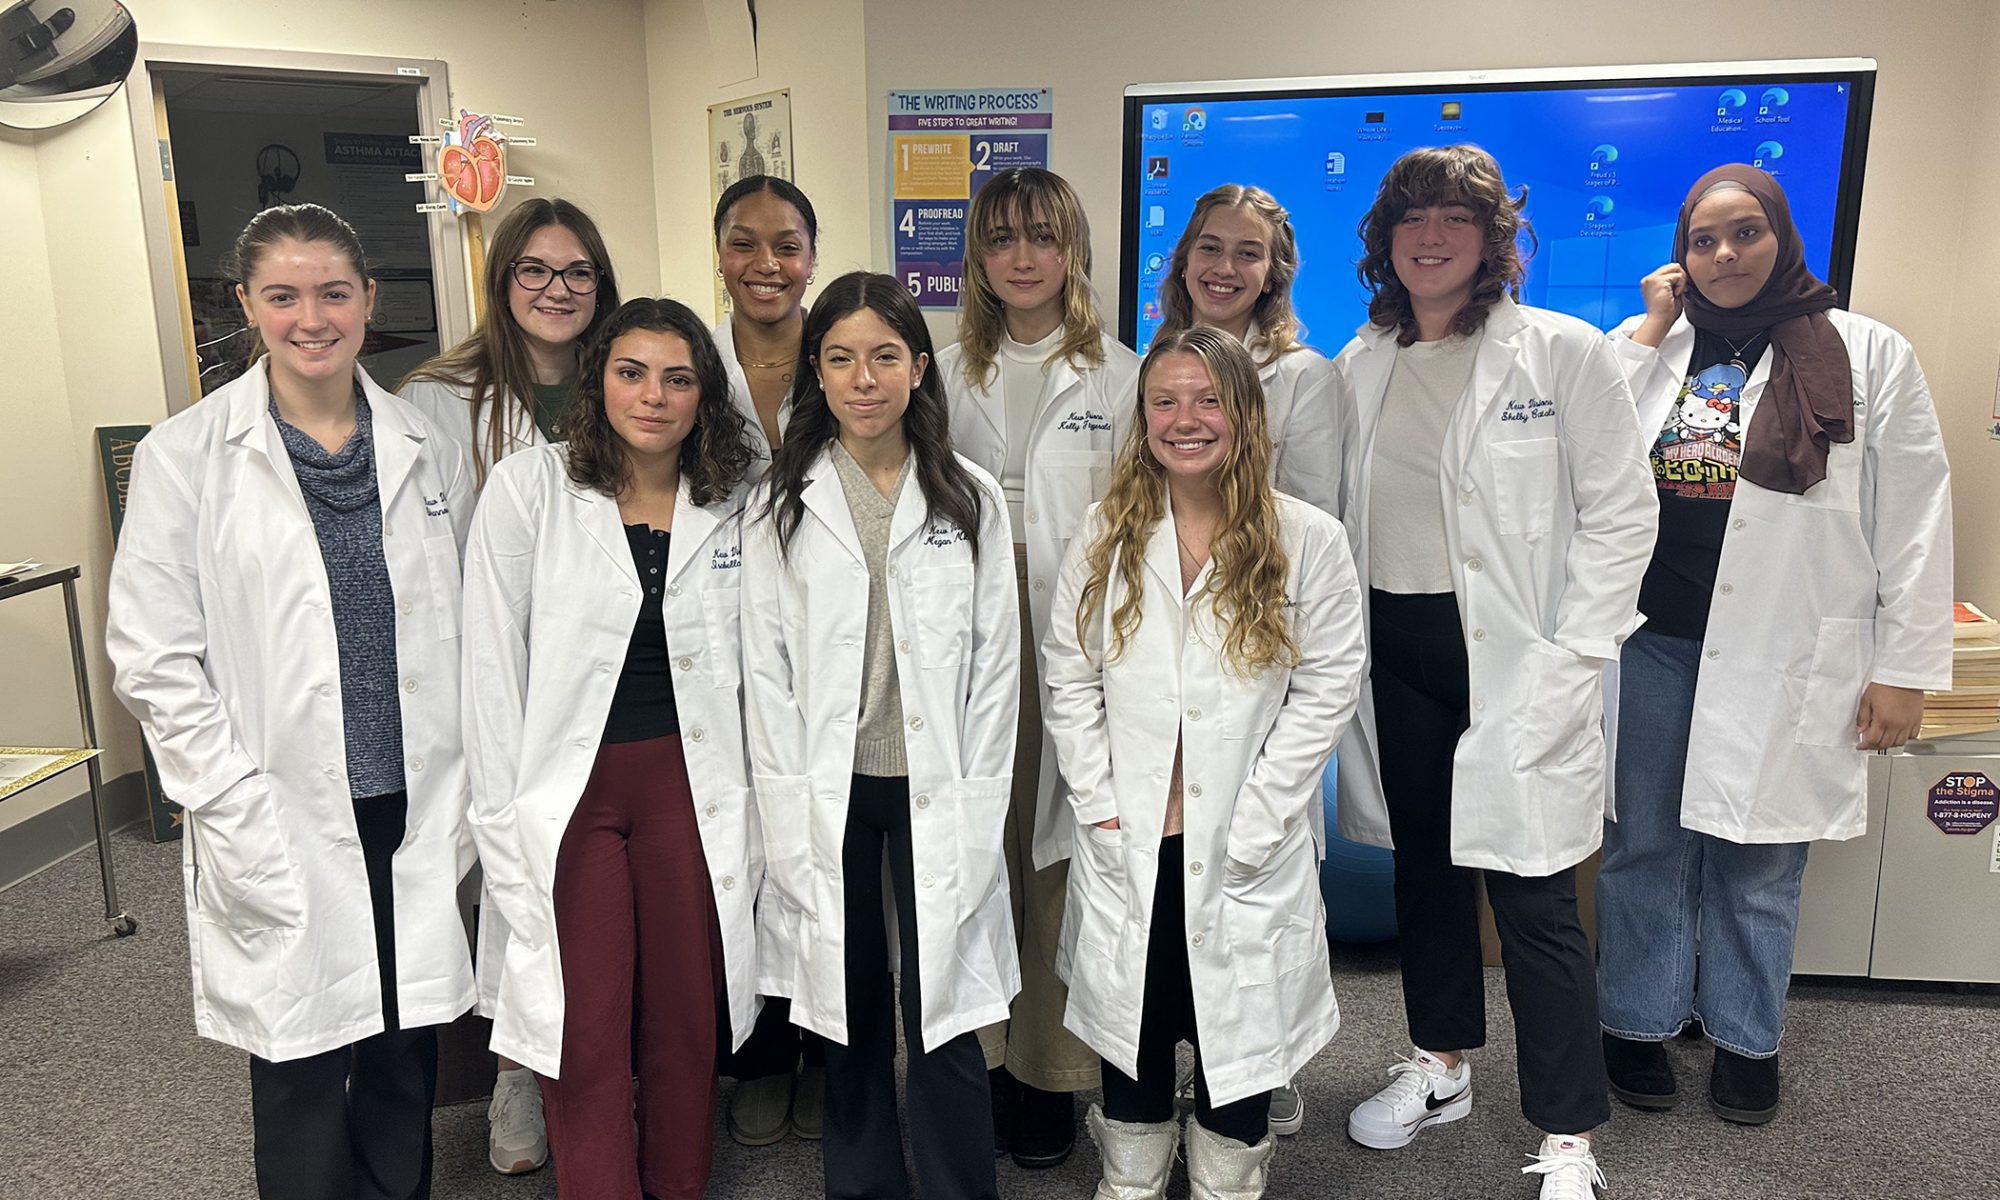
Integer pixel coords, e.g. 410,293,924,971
3,826,1994,1198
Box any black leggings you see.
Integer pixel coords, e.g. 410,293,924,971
1099,835,1271,1147
1369,589,1609,1135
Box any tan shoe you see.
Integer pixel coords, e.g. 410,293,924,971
789,1064,825,1140
727,1072,793,1146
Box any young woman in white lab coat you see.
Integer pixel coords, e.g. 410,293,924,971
106,203,475,1200
742,271,1021,1200
712,174,818,474
938,166,1140,1168
399,196,618,1176
460,297,761,1199
708,173,827,1144
1156,183,1340,518
1044,325,1366,1200
1595,164,1952,1126
1330,146,1655,1200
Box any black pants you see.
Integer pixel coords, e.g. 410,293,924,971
1100,835,1272,1146
1369,590,1609,1135
822,774,997,1200
723,997,827,1079
249,790,439,1200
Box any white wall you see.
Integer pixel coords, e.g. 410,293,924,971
858,0,1998,606
1,0,658,833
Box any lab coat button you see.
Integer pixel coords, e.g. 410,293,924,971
1033,580,1045,592
402,677,419,693
1187,631,1199,644
399,599,413,615
1706,649,1721,660
888,566,900,579
908,716,925,732
1732,518,1747,531
914,793,931,809
921,873,936,888
1191,933,1204,947
409,756,425,772
898,639,911,654
678,656,694,670
1188,783,1203,798
1027,510,1040,524
1467,558,1484,572
689,727,705,742
597,661,613,673
704,804,719,817
1719,583,1734,595
1190,861,1204,876
317,684,333,699
1185,706,1202,721
323,765,338,779
667,583,682,597
1474,698,1487,712
722,875,736,890
1458,490,1473,506
1472,628,1487,642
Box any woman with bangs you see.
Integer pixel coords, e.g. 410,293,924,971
1330,146,1655,1200
1156,183,1340,519
1043,325,1366,1200
401,197,618,1176
461,297,764,1199
938,167,1140,1168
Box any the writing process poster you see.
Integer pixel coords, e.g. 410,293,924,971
888,88,1052,308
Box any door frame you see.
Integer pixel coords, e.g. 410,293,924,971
123,43,473,415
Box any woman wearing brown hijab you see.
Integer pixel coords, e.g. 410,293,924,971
1596,164,1953,1126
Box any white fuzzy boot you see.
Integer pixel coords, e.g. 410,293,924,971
1185,1115,1276,1200
1087,1102,1180,1200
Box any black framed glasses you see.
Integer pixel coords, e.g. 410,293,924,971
510,260,601,294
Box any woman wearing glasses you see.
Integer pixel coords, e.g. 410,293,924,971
400,197,618,1177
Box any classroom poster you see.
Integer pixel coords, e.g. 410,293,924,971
709,89,794,321
888,88,1052,309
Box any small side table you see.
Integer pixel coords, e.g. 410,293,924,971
0,565,136,936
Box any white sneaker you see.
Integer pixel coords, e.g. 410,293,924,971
1522,1134,1605,1200
1345,1049,1471,1150
1267,1081,1305,1136
488,1066,549,1175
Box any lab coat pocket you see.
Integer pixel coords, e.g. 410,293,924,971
954,775,1011,919
422,535,463,639
1486,438,1559,536
190,775,305,932
700,586,744,689
753,773,816,911
1070,822,1127,957
1512,640,1605,771
1042,451,1115,532
1221,857,1278,986
1796,617,1873,747
1782,442,1862,513
912,564,975,666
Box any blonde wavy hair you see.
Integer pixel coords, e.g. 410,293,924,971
1076,325,1298,676
1156,184,1305,367
956,168,1107,389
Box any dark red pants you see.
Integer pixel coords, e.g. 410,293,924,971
537,734,724,1200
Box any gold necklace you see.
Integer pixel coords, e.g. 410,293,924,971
740,356,792,370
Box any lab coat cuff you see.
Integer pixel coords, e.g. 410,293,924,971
1870,669,1950,693
1071,797,1116,827
176,751,260,813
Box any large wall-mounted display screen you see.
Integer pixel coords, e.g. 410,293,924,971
1121,60,1875,352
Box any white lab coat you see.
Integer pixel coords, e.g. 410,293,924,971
939,332,1142,868
741,449,1022,1051
1333,297,1658,877
1043,494,1366,1105
458,446,763,1076
106,362,477,1062
714,313,794,476
1608,310,1953,843
1244,323,1343,517
400,376,544,472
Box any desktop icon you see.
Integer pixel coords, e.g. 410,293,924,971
1149,108,1168,132
1716,87,1749,116
1585,196,1615,220
1364,110,1386,124
1440,101,1462,120
1183,107,1207,132
1147,205,1166,229
1145,253,1166,273
1325,151,1347,176
1753,140,1784,166
1146,156,1170,180
1759,86,1790,114
1590,143,1619,169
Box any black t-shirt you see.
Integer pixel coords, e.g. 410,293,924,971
602,524,681,744
1636,328,1767,641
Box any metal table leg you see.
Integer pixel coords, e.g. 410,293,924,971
62,578,136,937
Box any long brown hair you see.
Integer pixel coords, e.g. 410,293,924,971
1077,325,1297,676
762,272,986,559
400,198,620,484
1155,184,1304,366
563,298,754,507
955,168,1106,390
1356,145,1533,346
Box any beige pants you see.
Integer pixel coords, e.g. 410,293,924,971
977,546,1101,1092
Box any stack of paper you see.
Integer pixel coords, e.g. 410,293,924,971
1923,602,2000,739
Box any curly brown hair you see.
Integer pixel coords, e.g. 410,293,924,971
563,297,754,507
1356,145,1535,346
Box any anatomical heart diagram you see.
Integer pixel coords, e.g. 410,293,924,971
439,110,506,212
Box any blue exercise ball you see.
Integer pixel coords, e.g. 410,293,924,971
1319,754,1399,944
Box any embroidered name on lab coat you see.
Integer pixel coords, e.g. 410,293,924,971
1057,409,1113,433
423,492,452,517
1501,397,1556,424
923,526,968,548
711,545,742,570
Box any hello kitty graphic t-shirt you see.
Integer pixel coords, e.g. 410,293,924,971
1637,328,1767,640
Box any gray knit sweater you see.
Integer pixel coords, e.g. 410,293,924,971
829,442,911,777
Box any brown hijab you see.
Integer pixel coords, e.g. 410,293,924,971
1674,164,1852,495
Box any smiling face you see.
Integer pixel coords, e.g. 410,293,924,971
1144,350,1233,484
815,307,925,447
508,223,598,356
979,199,1066,332
602,328,701,468
235,237,374,396
718,190,816,328
1684,188,1779,309
1182,203,1272,338
1389,200,1484,319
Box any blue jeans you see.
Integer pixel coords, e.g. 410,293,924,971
1596,628,1810,1059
